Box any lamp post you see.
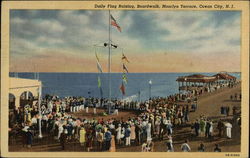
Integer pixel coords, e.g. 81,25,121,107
37,85,43,138
149,80,152,100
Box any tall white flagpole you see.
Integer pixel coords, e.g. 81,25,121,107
108,10,111,114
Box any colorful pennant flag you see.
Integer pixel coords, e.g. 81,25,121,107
122,53,129,63
95,53,103,73
97,62,102,73
123,64,129,73
122,73,128,84
120,82,125,95
98,76,101,88
110,14,121,32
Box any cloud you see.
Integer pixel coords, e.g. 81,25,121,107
150,11,241,54
10,10,241,72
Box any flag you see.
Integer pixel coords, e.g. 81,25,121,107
98,76,101,88
122,53,129,63
123,64,129,73
97,62,103,73
120,82,125,95
95,53,103,73
110,14,121,32
122,73,128,84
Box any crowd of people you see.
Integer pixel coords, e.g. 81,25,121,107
8,83,241,152
9,92,197,151
191,115,214,138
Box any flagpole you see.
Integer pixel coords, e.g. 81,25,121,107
38,84,43,138
108,10,111,114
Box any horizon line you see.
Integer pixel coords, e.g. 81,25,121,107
9,71,241,74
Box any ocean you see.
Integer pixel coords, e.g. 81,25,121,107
9,72,241,101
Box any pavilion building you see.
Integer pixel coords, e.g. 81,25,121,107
176,72,238,96
9,77,42,126
213,72,237,86
176,74,218,95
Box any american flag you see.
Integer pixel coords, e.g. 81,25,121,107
110,14,121,32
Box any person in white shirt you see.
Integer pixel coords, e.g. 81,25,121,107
224,122,232,139
136,102,140,110
48,101,53,113
181,140,191,152
146,103,149,111
22,125,29,132
166,135,174,152
31,116,37,125
58,125,64,140
80,101,85,110
116,124,122,145
146,123,152,142
109,123,115,130
86,106,89,113
70,105,73,112
61,101,66,113
141,142,148,152
125,126,131,146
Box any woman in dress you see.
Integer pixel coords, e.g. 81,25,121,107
209,120,213,137
200,119,206,137
146,122,152,142
154,117,161,137
130,123,136,145
58,124,64,140
86,128,93,152
96,130,104,151
109,135,116,152
116,124,122,145
79,127,86,148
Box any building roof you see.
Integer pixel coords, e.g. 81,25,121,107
176,74,217,83
9,77,41,89
213,73,236,80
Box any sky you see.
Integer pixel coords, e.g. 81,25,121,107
10,10,241,72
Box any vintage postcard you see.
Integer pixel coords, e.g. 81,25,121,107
1,0,249,158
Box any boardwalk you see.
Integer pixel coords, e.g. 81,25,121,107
9,84,241,152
